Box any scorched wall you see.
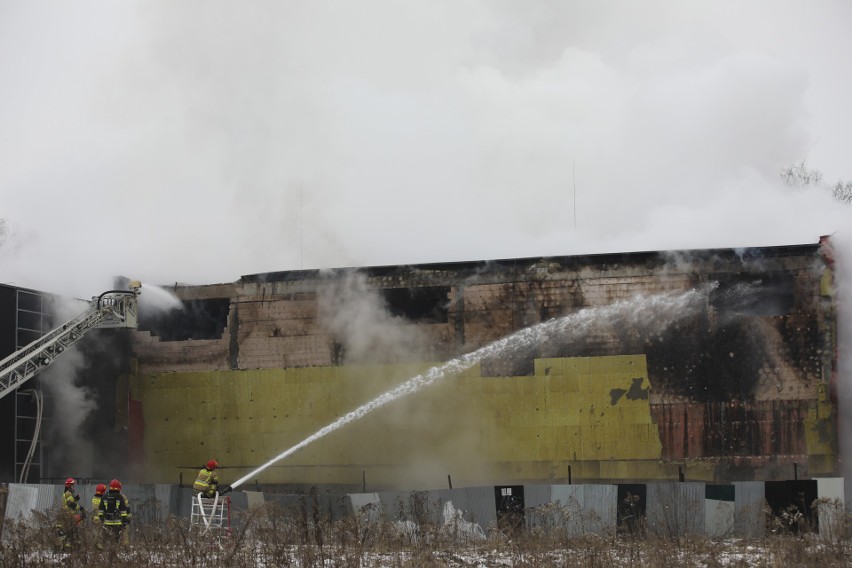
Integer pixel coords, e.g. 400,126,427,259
126,241,838,488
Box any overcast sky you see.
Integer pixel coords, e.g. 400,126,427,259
1,0,851,298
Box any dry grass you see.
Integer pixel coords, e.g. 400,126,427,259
1,498,850,567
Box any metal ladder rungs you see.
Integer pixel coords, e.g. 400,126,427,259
190,494,230,534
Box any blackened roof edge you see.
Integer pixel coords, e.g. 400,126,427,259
238,240,826,284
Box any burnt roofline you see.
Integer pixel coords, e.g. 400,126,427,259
238,241,824,284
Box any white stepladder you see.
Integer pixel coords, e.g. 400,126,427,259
190,492,231,537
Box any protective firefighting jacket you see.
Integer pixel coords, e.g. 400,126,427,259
63,489,84,519
193,467,219,496
98,490,131,526
91,494,103,523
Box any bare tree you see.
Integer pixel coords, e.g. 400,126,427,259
831,180,852,204
780,161,823,188
780,161,852,205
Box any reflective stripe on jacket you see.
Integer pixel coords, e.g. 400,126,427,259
98,491,130,526
63,489,82,514
193,468,219,494
91,496,103,522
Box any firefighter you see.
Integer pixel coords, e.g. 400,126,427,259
90,483,107,551
63,477,86,519
91,483,107,523
55,477,85,551
98,479,131,544
194,460,231,498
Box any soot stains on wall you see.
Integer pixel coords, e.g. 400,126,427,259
129,241,838,481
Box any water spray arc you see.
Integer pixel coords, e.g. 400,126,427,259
230,285,715,490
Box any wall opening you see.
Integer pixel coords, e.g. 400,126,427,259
494,485,525,534
617,484,647,535
382,286,450,323
138,298,230,341
765,479,819,534
710,276,794,317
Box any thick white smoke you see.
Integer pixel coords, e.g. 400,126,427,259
1,1,850,295
317,272,435,364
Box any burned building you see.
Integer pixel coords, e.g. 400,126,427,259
126,239,838,490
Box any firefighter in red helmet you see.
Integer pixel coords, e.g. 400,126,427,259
90,483,107,550
91,483,107,524
62,478,85,520
193,459,231,498
98,479,131,544
55,477,85,551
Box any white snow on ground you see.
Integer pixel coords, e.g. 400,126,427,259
18,537,849,567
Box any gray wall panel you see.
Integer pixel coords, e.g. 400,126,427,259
175,487,198,519
733,481,764,539
261,492,348,522
431,487,495,529
582,484,617,536
154,484,173,522
528,485,580,534
8,481,846,540
3,484,38,523
526,485,616,536
705,499,734,538
348,493,382,523
244,491,265,509
816,478,845,541
523,484,553,510
122,485,160,525
375,490,412,521
647,483,705,537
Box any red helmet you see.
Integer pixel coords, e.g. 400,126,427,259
207,460,218,470
95,483,107,495
65,477,76,487
109,479,122,491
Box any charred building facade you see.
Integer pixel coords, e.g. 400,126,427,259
127,240,839,489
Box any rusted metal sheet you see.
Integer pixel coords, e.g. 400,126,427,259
651,401,810,459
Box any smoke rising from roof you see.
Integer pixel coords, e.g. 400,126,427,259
0,1,850,296
318,271,438,365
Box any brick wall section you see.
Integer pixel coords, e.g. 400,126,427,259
237,294,332,368
132,330,230,373
133,245,831,376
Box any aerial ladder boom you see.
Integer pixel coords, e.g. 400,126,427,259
0,282,142,401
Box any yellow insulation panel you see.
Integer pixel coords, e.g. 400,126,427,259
131,355,662,486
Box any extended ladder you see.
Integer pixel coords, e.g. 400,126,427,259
0,283,141,401
190,493,231,536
